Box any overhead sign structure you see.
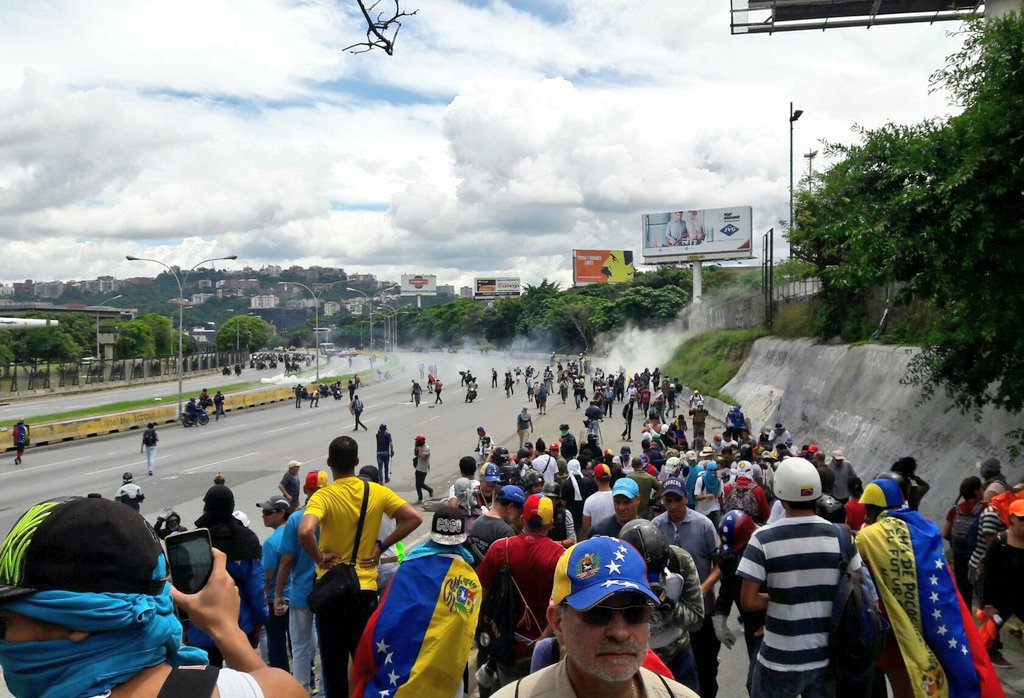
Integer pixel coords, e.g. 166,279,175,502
641,206,754,264
729,0,983,34
474,277,521,300
572,250,635,285
400,274,437,296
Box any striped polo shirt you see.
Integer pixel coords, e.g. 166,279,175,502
736,514,861,672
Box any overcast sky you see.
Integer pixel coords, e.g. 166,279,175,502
0,0,966,289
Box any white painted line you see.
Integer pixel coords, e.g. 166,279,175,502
183,451,260,474
415,415,442,426
85,460,147,476
0,456,89,477
266,422,309,434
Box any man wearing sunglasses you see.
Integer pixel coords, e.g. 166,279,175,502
493,536,697,697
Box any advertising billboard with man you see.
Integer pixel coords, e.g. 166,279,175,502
572,250,635,285
401,274,437,296
641,206,753,263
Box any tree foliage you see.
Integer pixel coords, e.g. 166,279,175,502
216,315,274,352
116,319,156,358
789,12,1024,415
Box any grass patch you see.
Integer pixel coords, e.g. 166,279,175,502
662,328,767,404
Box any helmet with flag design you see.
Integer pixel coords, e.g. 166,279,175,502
718,510,756,554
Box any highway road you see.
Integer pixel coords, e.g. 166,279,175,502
0,353,367,423
0,349,752,697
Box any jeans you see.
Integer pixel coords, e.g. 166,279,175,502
289,606,317,692
377,453,391,482
751,663,836,698
265,606,290,671
315,590,377,698
665,646,700,695
145,446,157,474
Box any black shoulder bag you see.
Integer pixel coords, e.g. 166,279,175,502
307,480,370,614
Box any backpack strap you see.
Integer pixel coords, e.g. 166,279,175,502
157,666,220,698
655,670,677,697
350,480,370,565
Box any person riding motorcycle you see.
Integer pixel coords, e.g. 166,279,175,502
185,397,204,422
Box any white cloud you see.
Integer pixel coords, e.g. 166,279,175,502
0,0,969,288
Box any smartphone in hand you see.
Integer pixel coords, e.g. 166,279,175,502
165,528,213,618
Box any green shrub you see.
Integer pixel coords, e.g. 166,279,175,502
663,329,767,404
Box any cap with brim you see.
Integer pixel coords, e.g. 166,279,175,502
551,536,661,610
430,505,468,545
593,464,611,480
1009,500,1024,518
661,478,687,497
612,478,640,499
700,447,714,458
257,497,290,513
482,464,501,482
524,494,554,526
0,497,164,601
497,485,526,506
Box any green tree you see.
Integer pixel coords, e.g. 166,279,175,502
136,314,175,355
116,319,156,358
791,12,1024,420
216,315,274,351
21,327,82,361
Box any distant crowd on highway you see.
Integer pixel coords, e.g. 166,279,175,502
0,353,1021,698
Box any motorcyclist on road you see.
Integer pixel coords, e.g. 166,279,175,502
185,397,203,422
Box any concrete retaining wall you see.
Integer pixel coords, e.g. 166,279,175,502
721,337,1020,518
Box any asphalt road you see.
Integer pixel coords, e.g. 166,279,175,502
0,350,755,697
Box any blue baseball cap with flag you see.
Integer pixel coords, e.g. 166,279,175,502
482,463,501,482
551,536,661,610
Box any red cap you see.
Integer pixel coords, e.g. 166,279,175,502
594,464,611,480
523,494,554,526
415,434,426,442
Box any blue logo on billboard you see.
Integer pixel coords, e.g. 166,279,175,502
721,224,739,237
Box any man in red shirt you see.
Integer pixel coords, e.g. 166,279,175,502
477,493,566,689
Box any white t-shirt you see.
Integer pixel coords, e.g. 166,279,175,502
582,491,614,528
693,475,721,516
532,454,558,483
88,668,264,698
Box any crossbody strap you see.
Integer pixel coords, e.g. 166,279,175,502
350,480,370,565
157,666,220,698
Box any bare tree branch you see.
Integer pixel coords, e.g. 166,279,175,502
344,0,418,56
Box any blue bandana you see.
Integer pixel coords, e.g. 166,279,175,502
0,556,207,698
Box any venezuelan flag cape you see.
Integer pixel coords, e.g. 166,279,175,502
352,553,480,698
856,509,1004,698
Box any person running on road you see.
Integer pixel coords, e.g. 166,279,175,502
517,407,534,448
414,434,434,503
434,377,444,404
141,421,159,476
12,418,28,465
411,380,422,407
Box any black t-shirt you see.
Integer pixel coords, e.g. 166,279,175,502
589,515,627,539
281,471,299,501
470,514,514,548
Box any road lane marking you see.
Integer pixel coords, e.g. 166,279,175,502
266,422,308,434
415,415,442,426
183,452,260,474
0,456,89,477
85,460,147,475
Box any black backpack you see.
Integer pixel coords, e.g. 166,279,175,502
829,524,887,686
560,434,578,460
475,540,521,662
950,501,983,555
142,429,157,447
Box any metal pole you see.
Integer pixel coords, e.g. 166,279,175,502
96,294,122,359
789,103,803,232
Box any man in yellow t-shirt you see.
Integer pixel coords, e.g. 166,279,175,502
298,435,422,698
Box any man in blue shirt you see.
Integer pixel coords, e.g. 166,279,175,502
274,471,323,694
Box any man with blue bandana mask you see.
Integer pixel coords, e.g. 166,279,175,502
0,496,304,698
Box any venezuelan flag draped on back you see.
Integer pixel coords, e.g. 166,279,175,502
856,508,1004,698
352,552,480,698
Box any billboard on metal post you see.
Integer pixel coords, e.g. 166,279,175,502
641,206,754,263
572,250,636,285
400,274,437,296
474,277,521,300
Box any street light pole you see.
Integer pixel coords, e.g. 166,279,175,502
280,281,341,382
804,149,818,192
789,102,804,233
127,254,238,415
96,294,122,359
346,285,398,354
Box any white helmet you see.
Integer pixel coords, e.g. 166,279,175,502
772,457,821,502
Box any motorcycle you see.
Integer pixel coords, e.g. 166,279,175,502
465,385,478,403
181,411,210,427
221,366,231,376
234,364,242,376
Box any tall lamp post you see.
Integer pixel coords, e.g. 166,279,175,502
96,294,122,359
126,254,238,415
279,281,341,382
789,102,804,233
346,285,398,353
804,149,818,192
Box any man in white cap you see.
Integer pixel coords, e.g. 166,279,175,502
493,536,697,697
278,460,302,512
828,449,858,503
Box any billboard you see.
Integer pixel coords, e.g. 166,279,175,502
572,250,635,285
641,206,754,263
474,277,521,300
400,274,437,296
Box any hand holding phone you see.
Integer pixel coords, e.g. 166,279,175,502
165,529,214,594
171,547,241,636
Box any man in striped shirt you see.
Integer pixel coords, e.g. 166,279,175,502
737,456,861,698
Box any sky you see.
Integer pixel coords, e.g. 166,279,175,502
0,0,968,290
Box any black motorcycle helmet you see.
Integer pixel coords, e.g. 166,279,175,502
491,446,508,468
499,464,521,486
618,519,670,580
815,494,847,524
521,470,544,492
